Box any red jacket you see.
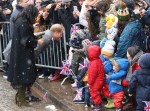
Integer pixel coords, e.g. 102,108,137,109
87,45,104,88
122,61,140,86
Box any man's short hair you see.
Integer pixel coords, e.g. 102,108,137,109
50,24,64,33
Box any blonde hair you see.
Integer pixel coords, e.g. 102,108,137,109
112,60,120,72
50,24,65,33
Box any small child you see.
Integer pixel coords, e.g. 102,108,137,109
69,30,91,83
105,59,129,111
87,45,105,111
128,53,150,111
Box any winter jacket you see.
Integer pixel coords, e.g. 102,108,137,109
141,7,150,27
53,1,79,42
108,59,129,94
87,45,104,88
122,50,143,86
115,20,147,58
128,53,150,103
126,50,143,81
98,4,117,40
103,61,113,84
98,15,106,40
99,54,109,63
8,17,38,86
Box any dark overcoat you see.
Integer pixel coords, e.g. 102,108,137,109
7,17,38,86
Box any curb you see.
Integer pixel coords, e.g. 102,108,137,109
33,81,74,111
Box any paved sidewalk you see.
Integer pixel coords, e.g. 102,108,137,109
34,77,116,111
0,72,60,111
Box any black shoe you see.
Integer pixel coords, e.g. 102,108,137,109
26,95,41,102
68,75,74,83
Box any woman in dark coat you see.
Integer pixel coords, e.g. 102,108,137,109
7,5,39,107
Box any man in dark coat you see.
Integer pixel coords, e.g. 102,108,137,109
128,53,150,111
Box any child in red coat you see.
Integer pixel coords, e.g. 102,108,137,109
87,45,105,111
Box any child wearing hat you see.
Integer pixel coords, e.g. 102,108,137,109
101,40,116,58
69,30,91,83
100,14,118,48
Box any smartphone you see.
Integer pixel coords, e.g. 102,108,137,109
73,6,78,11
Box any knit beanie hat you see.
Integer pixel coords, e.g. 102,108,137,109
101,40,116,57
69,30,85,49
105,14,118,40
117,1,130,21
62,0,72,3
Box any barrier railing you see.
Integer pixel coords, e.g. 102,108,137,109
0,22,68,70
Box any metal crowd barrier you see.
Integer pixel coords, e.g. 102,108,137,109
0,22,68,70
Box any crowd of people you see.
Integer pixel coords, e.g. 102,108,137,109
0,0,150,111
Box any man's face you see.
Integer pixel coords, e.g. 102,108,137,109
53,31,63,41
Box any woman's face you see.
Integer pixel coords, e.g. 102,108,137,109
127,51,132,62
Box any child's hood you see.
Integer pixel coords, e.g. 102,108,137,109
88,45,101,61
104,61,113,73
116,58,129,71
139,53,150,69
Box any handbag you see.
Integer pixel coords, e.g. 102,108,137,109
3,40,12,64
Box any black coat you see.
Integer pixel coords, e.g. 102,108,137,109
7,17,38,86
53,1,79,42
128,53,150,106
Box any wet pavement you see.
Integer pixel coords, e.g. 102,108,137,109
35,76,116,111
0,72,61,111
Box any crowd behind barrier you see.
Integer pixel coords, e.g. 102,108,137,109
0,22,68,70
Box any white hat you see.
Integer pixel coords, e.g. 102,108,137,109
101,40,116,57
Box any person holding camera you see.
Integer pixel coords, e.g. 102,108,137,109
53,0,80,42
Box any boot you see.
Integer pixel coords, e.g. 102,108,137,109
16,87,30,107
50,70,60,81
104,98,114,109
26,87,41,102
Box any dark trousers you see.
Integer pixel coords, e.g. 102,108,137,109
82,86,90,104
71,52,85,75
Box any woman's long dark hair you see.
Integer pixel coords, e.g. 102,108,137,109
15,5,38,26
